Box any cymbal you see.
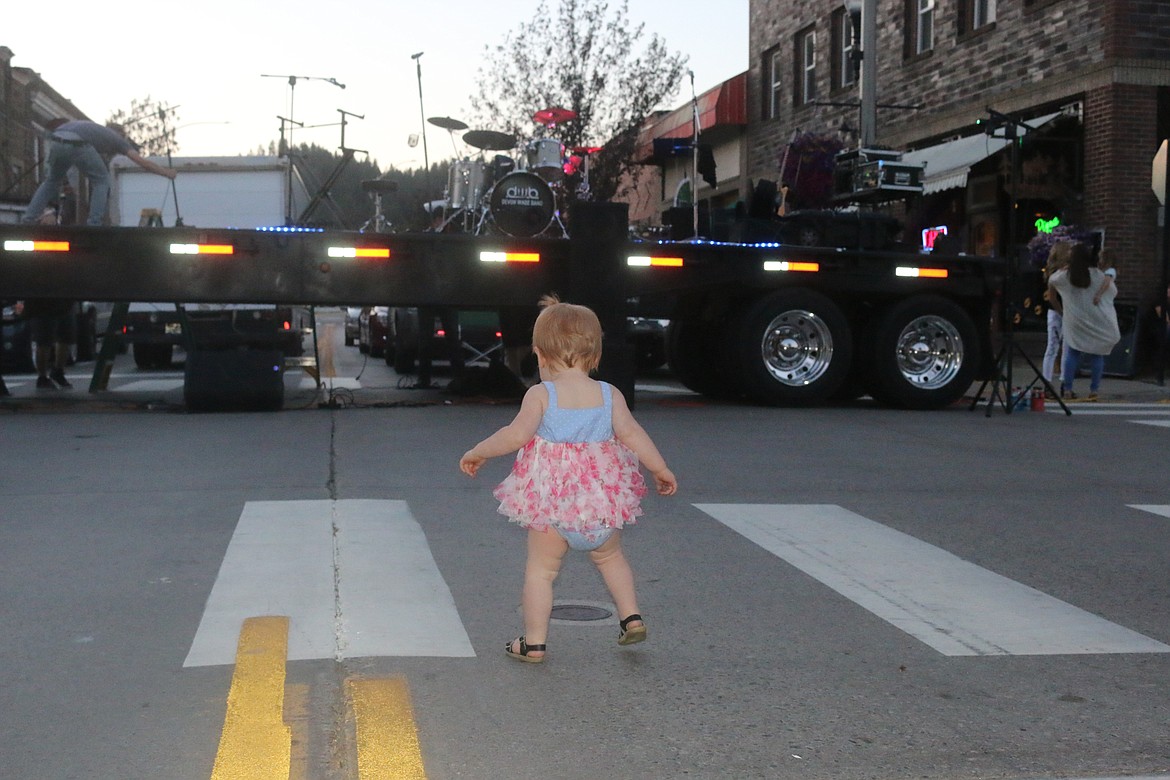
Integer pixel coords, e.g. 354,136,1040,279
571,145,603,155
428,116,468,131
533,106,577,126
463,129,516,151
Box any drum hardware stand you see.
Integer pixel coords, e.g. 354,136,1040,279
969,109,1070,417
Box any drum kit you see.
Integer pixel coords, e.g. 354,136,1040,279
426,107,598,237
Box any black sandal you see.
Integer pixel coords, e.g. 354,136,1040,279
504,635,546,663
618,614,647,646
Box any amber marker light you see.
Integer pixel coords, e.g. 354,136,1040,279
327,246,391,259
627,255,684,267
480,251,540,263
763,260,820,272
896,266,949,278
3,240,70,252
170,243,234,255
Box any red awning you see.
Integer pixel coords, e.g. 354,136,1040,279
637,71,747,160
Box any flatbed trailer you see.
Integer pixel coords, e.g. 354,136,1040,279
0,205,1005,410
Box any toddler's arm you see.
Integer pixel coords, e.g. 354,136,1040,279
611,387,678,496
459,384,546,477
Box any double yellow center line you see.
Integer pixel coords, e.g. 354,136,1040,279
210,616,427,779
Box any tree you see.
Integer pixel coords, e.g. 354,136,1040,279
469,0,687,204
107,96,180,157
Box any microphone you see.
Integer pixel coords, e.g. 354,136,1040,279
688,69,695,81
328,78,346,89
411,52,424,60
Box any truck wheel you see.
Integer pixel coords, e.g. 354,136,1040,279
133,343,173,369
734,289,852,405
393,346,417,374
868,295,978,410
665,316,739,398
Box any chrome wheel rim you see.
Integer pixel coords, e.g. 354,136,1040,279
759,309,834,386
894,315,964,389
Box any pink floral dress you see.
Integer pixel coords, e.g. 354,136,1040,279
493,381,647,540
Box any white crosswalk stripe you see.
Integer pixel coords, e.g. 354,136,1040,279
184,499,474,667
696,503,1170,657
1129,504,1170,519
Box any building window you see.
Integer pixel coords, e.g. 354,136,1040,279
795,26,816,105
763,45,783,119
960,0,996,33
907,0,935,55
832,8,856,91
974,0,996,26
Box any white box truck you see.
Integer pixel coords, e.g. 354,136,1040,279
110,155,312,368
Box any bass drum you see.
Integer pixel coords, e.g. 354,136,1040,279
488,171,555,236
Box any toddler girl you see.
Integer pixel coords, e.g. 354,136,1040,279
459,295,677,663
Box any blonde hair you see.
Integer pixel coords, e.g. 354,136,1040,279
531,294,603,372
1045,241,1072,278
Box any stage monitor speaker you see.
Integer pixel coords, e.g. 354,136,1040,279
184,347,285,412
1104,302,1139,378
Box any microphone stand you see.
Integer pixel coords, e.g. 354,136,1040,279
688,70,701,241
412,53,430,179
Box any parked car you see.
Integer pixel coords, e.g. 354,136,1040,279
358,306,390,358
344,306,362,346
389,308,501,374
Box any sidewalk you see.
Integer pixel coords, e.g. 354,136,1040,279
985,331,1170,406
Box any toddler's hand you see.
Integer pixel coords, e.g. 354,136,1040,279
653,467,677,496
459,451,484,477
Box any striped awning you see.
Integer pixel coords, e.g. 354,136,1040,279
901,112,1061,194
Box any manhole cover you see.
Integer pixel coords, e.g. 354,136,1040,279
550,604,612,621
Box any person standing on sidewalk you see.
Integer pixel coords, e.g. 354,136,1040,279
1041,241,1072,390
1047,243,1121,401
22,119,176,226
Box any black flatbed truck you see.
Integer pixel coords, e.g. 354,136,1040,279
0,204,1004,410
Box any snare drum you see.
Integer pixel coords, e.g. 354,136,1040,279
488,171,555,237
525,139,564,181
447,159,486,211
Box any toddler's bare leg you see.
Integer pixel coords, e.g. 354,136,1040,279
589,532,641,625
516,528,568,656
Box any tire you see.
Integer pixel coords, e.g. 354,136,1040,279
133,342,173,369
733,289,852,406
867,295,979,410
393,345,417,374
344,333,355,347
665,315,740,398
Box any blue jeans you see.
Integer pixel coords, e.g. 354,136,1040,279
1061,344,1105,393
22,141,110,226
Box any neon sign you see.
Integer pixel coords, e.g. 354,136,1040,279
1034,216,1061,234
921,225,948,251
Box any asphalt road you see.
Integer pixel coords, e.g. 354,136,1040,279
2,311,1169,780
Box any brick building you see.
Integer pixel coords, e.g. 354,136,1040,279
747,0,1170,307
1,45,90,223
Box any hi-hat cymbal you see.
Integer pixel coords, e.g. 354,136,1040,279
463,129,516,151
428,116,468,131
533,107,577,126
571,145,603,155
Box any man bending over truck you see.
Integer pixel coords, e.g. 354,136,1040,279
23,119,176,227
